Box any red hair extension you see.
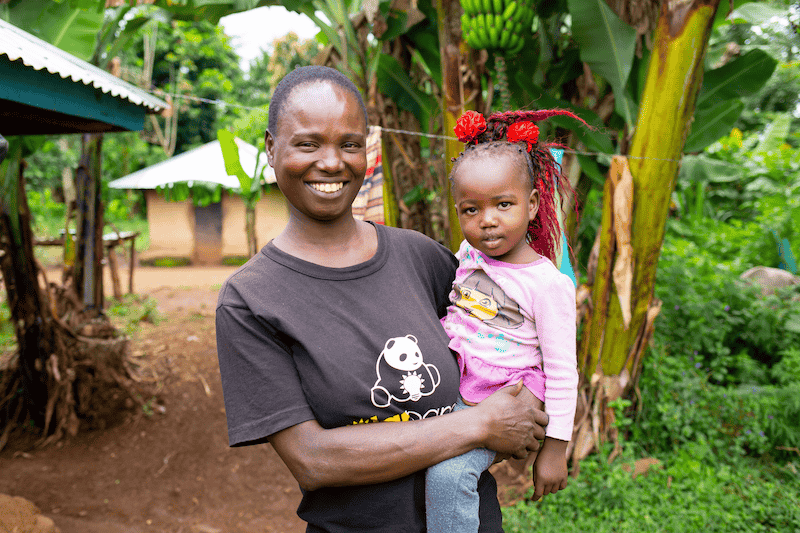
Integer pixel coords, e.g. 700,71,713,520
489,109,592,130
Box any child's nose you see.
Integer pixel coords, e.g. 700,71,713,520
480,210,498,227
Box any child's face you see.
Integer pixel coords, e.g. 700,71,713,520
452,154,540,264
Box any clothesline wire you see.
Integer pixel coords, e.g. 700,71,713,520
159,92,685,164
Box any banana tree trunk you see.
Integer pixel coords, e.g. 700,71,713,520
74,133,105,311
245,199,257,258
572,0,722,463
0,137,53,428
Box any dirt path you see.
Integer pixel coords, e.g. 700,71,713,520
1,266,306,533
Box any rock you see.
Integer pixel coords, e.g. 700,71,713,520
740,266,800,296
0,494,61,533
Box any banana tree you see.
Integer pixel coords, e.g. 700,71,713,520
217,129,266,258
571,0,729,463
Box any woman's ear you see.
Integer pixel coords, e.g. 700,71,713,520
528,187,540,222
265,130,275,167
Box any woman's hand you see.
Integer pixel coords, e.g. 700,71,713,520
531,437,569,500
472,381,548,458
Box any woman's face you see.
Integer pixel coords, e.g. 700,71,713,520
266,81,367,224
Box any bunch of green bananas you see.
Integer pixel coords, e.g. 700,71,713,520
460,0,534,54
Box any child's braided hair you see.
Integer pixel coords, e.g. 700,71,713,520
450,109,588,262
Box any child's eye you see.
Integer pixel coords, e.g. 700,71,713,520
498,201,512,209
462,207,477,215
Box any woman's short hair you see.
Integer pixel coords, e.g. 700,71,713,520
267,65,368,136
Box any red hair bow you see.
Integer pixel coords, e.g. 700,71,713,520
454,111,486,144
507,121,539,152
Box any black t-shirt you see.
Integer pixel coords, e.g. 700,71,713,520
216,223,503,533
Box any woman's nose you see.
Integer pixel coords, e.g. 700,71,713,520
316,146,344,172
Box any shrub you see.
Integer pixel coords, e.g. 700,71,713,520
655,239,800,385
502,444,800,533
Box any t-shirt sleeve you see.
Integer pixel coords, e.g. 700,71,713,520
216,292,316,447
534,273,578,441
428,240,458,319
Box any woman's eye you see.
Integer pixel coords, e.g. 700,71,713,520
343,142,361,150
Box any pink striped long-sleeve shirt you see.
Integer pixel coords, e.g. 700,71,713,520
442,241,578,441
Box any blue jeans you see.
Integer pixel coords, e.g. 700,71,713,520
425,398,496,533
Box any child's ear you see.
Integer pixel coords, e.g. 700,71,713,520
528,188,540,222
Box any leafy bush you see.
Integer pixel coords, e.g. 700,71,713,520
634,341,800,458
502,442,800,533
655,239,800,382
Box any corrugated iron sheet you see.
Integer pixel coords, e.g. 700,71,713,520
108,140,276,190
0,18,168,112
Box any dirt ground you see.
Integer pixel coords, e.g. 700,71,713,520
0,266,527,533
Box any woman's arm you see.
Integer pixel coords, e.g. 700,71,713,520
269,381,548,491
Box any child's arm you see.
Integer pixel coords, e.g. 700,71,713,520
530,273,578,499
532,437,569,500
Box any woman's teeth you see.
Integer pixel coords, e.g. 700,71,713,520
310,182,343,193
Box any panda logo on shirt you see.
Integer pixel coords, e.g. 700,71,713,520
370,335,440,408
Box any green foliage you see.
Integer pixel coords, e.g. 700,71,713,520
567,0,637,126
655,236,800,381
124,19,245,155
106,294,161,335
686,49,777,153
27,189,67,238
634,341,800,458
502,444,800,532
0,299,14,351
712,2,800,135
674,126,800,224
4,0,104,61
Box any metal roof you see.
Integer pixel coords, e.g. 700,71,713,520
0,18,167,112
108,139,276,190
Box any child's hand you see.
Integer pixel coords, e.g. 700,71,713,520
532,437,569,501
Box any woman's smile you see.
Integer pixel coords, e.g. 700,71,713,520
309,181,345,193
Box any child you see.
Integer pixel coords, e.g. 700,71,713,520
425,109,581,533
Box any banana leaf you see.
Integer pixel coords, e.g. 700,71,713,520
754,113,791,155
684,99,745,154
566,0,637,126
377,53,437,129
7,0,103,60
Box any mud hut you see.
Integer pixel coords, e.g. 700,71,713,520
109,139,288,264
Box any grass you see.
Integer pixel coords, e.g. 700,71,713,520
502,440,800,532
106,294,161,335
140,257,192,267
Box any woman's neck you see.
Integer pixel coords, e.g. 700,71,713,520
272,215,378,268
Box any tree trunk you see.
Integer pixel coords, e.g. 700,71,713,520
571,0,723,465
74,133,105,312
245,201,257,258
437,0,479,251
0,138,52,428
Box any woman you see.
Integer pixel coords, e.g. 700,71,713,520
215,65,548,533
